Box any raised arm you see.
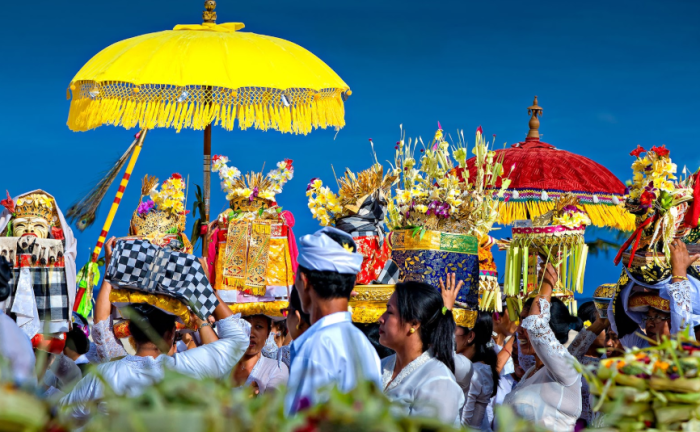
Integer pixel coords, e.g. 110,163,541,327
664,240,700,336
170,291,247,379
568,317,609,361
92,237,127,362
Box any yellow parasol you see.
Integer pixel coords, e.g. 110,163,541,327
67,2,350,314
66,1,350,236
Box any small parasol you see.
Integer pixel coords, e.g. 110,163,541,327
467,97,634,231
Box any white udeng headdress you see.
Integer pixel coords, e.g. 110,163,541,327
297,227,363,274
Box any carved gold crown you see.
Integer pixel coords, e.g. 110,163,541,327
130,208,186,238
14,193,57,225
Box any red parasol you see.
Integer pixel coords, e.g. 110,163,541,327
467,97,634,231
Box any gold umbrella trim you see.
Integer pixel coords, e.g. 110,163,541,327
67,83,347,134
497,200,635,232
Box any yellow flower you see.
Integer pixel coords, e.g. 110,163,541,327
583,320,592,328
342,244,354,253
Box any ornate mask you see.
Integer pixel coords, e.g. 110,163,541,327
12,193,57,239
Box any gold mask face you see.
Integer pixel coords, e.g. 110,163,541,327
14,217,50,238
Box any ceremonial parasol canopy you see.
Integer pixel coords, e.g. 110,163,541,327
66,0,350,231
65,1,350,314
467,97,634,231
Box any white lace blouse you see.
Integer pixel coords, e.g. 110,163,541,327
567,329,600,424
381,351,471,426
502,298,582,431
243,355,289,394
461,361,494,431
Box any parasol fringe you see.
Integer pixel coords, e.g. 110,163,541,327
68,89,347,135
497,200,635,231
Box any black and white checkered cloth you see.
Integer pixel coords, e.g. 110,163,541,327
4,265,69,322
374,259,399,285
106,239,219,319
335,191,388,245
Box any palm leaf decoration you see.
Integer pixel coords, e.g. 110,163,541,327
190,185,206,250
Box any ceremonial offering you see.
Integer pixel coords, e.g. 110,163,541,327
386,125,510,316
615,145,696,278
306,162,399,285
0,190,76,341
588,334,700,430
503,194,591,316
124,174,193,253
208,155,297,317
106,238,219,328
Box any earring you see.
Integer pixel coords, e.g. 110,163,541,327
409,328,416,334
296,323,302,330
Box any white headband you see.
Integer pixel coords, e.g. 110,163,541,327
297,227,363,274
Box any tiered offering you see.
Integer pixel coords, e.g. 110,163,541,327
503,194,591,317
386,125,510,324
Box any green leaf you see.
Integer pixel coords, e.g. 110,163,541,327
419,226,427,241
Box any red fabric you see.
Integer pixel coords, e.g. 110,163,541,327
51,227,64,241
614,214,658,267
466,138,626,195
684,172,700,228
279,210,298,273
354,235,391,285
32,333,66,354
206,227,222,282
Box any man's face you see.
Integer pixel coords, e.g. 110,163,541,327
644,309,671,343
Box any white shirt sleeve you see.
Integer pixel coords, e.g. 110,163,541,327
266,362,290,393
92,318,127,363
59,373,105,422
453,353,474,392
412,375,464,425
461,369,490,428
661,280,694,337
567,328,598,361
170,314,249,379
522,298,579,387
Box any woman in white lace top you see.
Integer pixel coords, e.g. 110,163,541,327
455,312,498,431
378,275,473,426
503,263,583,431
232,315,289,394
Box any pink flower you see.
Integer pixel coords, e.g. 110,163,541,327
476,125,483,135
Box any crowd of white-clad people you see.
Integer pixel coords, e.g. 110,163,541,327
2,227,700,432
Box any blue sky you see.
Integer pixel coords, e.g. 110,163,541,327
1,0,698,298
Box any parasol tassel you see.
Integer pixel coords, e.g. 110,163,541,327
66,131,144,231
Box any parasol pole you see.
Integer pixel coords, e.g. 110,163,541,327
201,1,217,255
203,124,211,254
73,129,148,312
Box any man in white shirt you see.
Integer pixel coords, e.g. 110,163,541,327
285,227,382,414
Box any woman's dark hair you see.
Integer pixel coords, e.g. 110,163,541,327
65,328,90,355
245,314,272,333
127,304,178,345
577,301,599,325
289,287,311,326
461,312,498,397
354,323,395,359
298,230,358,300
522,297,583,345
394,281,456,373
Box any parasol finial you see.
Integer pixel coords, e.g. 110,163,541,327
527,96,543,139
203,1,217,24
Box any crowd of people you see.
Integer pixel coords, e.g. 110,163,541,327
1,225,700,431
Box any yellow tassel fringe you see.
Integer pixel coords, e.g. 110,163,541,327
67,82,347,135
497,201,635,232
